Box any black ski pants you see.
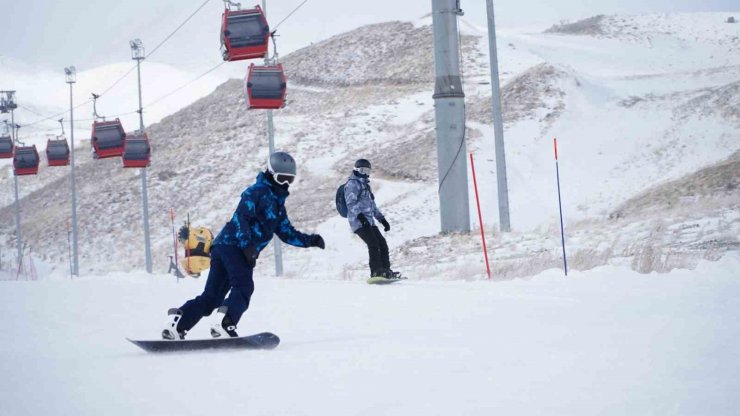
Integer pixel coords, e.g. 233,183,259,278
177,244,255,332
355,225,390,276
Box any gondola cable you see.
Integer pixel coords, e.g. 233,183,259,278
144,61,226,109
270,0,309,33
20,0,217,128
146,0,215,59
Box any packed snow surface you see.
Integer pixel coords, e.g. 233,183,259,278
1,254,738,415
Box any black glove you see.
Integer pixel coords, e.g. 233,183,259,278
310,234,325,249
357,213,370,228
177,225,189,243
242,246,258,268
379,217,390,232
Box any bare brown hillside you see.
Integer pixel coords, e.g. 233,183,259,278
611,150,740,219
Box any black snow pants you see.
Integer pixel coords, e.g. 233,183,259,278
177,244,255,332
355,225,390,276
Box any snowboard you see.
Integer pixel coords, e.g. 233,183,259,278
367,276,403,285
127,332,280,353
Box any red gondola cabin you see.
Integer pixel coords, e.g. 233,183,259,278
122,132,151,168
0,135,12,158
221,5,270,61
245,63,287,110
91,119,125,159
46,138,70,166
13,145,40,176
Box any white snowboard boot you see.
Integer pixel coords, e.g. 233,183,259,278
161,308,187,340
210,306,239,338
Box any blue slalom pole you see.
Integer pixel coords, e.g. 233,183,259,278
554,138,568,276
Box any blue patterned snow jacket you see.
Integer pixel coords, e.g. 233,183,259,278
213,172,312,253
344,171,385,232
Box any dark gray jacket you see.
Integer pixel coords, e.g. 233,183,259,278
344,172,384,232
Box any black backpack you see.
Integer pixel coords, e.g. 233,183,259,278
336,179,369,218
335,182,349,218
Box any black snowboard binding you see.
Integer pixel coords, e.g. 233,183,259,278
385,269,405,280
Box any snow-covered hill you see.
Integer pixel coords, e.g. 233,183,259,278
0,12,738,280
1,12,738,416
546,13,740,55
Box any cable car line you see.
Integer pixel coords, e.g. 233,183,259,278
55,59,223,130
14,0,295,141
246,63,286,109
17,105,48,118
63,61,226,121
21,97,92,128
46,118,70,167
20,61,136,127
271,0,309,32
144,61,225,109
20,0,216,128
11,125,41,175
0,121,13,158
147,0,215,59
234,1,304,110
99,66,138,98
221,3,271,61
90,93,127,159
18,101,88,128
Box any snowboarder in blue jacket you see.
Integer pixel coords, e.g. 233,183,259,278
344,158,401,280
162,152,325,340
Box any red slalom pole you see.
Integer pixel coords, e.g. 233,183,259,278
186,212,191,275
469,153,492,279
553,138,568,276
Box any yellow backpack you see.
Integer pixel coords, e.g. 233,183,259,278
178,225,214,277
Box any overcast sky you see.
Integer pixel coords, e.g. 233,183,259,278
1,0,737,72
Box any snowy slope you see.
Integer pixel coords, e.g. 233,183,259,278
1,13,739,415
0,13,738,279
1,254,738,415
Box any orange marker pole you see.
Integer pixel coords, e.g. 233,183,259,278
470,153,492,279
171,208,179,283
186,212,191,276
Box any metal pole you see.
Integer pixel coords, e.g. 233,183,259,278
13,176,21,266
132,41,152,273
136,61,144,131
486,0,511,232
67,73,80,276
553,138,568,276
11,107,22,266
431,0,470,233
263,0,283,276
67,221,73,279
267,110,283,276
